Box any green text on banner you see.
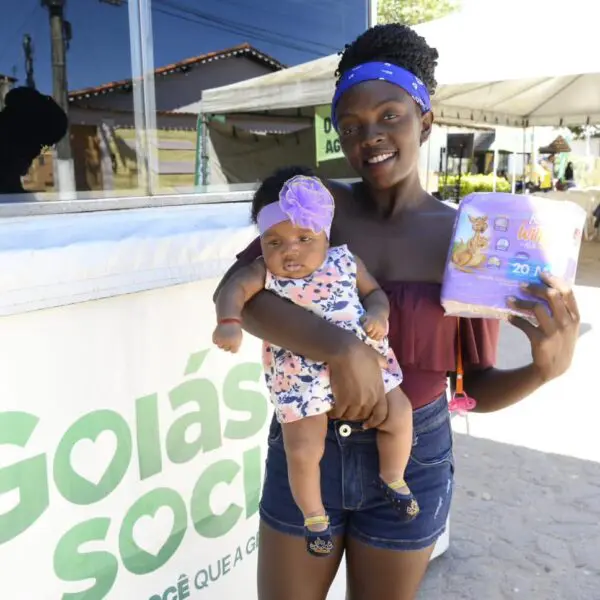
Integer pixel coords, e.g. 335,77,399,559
314,105,343,164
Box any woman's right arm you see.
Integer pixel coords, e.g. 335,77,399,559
213,242,389,424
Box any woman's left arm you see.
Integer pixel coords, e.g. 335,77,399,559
466,274,580,413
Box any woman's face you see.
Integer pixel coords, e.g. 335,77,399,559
335,80,433,191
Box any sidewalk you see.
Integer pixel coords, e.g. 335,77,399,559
423,240,600,598
419,434,600,600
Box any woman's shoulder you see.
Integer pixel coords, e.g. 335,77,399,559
326,182,458,220
418,197,458,234
324,179,355,207
425,196,459,216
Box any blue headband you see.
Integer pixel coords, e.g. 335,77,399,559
331,61,432,131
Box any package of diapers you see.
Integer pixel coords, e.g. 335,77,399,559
441,192,586,320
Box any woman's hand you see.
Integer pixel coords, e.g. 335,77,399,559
328,339,389,425
508,273,580,383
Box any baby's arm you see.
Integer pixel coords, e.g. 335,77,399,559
213,259,267,352
355,256,390,341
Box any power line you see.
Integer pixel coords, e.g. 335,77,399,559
103,0,337,58
152,6,317,57
155,3,329,55
216,0,346,20
164,0,338,52
153,0,336,56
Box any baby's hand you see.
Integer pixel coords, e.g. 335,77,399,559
361,313,388,341
212,322,243,353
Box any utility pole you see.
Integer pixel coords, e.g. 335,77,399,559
41,0,75,194
23,34,36,89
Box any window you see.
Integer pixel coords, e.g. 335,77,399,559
0,0,139,204
147,0,369,195
0,0,370,206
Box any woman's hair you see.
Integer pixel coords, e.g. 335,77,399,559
251,165,315,223
335,23,439,96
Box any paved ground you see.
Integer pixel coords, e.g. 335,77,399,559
421,240,600,599
418,434,600,600
575,238,600,288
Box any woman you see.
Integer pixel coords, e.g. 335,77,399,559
563,161,576,189
215,24,580,600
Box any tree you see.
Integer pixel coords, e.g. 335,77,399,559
568,125,600,140
378,0,461,26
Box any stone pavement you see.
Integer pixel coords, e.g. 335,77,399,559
418,434,600,600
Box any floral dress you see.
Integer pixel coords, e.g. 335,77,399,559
263,244,403,423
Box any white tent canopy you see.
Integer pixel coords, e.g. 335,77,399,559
201,0,600,127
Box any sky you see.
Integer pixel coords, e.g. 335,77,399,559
0,0,367,95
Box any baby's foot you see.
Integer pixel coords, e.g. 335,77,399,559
304,515,334,557
379,477,420,522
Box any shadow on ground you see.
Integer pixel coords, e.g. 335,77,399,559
419,434,600,600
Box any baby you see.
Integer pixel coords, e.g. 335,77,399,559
213,169,419,557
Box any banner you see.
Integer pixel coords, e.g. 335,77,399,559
314,105,343,164
0,277,268,599
0,203,447,599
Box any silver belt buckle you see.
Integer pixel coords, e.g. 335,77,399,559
339,423,352,438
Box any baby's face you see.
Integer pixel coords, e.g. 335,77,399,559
260,220,329,279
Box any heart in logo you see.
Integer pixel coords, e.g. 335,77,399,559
132,507,175,557
70,431,118,486
0,488,20,516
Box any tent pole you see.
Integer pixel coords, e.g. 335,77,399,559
194,113,209,187
531,127,537,183
586,126,591,158
511,149,517,194
522,126,527,193
492,145,498,192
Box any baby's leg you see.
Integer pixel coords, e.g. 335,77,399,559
377,386,413,489
377,386,420,521
281,413,328,530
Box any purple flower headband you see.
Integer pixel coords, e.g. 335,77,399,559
256,175,335,238
331,62,431,131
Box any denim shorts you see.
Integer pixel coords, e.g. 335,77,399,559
259,394,454,551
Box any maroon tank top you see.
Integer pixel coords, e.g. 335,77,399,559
381,281,498,409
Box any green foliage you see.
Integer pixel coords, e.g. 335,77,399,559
567,125,600,140
438,174,511,199
378,0,461,25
